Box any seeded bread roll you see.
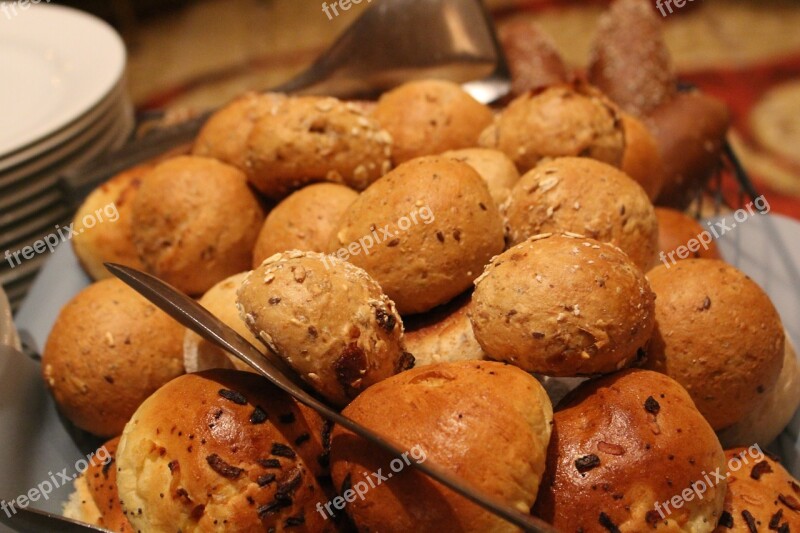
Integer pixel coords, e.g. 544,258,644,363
498,18,571,97
655,207,722,265
644,260,785,431
441,148,520,207
116,370,335,533
373,80,493,164
42,278,185,437
470,233,656,376
479,83,625,173
253,183,358,267
533,369,727,532
72,163,150,280
504,157,658,272
132,155,265,295
714,447,800,533
331,360,553,532
329,156,504,315
245,96,393,198
237,251,411,407
621,112,665,200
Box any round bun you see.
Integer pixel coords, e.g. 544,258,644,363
403,294,486,368
252,183,358,267
620,112,665,200
236,251,411,407
373,80,493,164
116,370,335,532
504,157,658,272
72,163,150,280
715,447,800,532
183,272,266,374
470,233,656,376
245,96,393,198
479,83,625,173
533,369,727,532
329,156,504,315
498,18,570,97
132,155,264,295
441,148,520,207
655,207,722,263
644,260,784,430
331,360,553,532
192,92,286,169
42,278,185,437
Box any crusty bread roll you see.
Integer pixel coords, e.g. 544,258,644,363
252,183,358,267
470,233,655,376
246,96,393,198
620,112,665,200
329,156,504,315
441,148,520,207
132,155,265,295
645,260,785,431
373,80,493,164
42,278,185,437
116,370,335,533
504,157,659,272
533,369,727,532
72,163,150,280
479,82,625,173
331,360,553,532
714,447,800,532
655,207,722,266
237,251,411,407
498,18,571,98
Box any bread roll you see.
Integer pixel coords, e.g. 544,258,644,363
441,148,520,207
504,157,658,271
498,18,571,97
252,183,358,267
533,369,727,532
116,370,335,532
621,112,665,200
644,260,784,430
373,80,493,164
655,207,722,265
42,278,185,437
237,251,411,407
132,155,265,295
470,233,656,376
331,360,553,532
329,156,504,315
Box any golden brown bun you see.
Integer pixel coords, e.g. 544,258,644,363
714,447,800,532
79,437,133,532
132,155,265,295
72,163,150,280
246,96,392,198
183,272,267,374
498,18,571,97
329,156,504,315
470,233,656,376
373,80,493,164
648,91,730,209
116,370,335,533
192,92,286,170
331,360,553,532
441,148,520,207
588,0,676,116
403,294,486,367
42,278,184,437
480,82,625,173
504,157,658,272
533,369,727,532
644,260,784,430
621,112,666,200
655,207,722,265
252,183,358,267
237,251,410,407
717,336,800,449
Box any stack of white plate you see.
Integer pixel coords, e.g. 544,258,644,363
0,4,133,310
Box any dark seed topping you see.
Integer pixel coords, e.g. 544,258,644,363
575,454,601,473
295,433,310,446
698,296,711,311
206,454,244,479
436,231,445,243
718,511,733,528
250,406,268,424
479,202,487,211
532,332,545,339
387,238,400,247
168,460,179,473
751,460,773,480
645,510,661,526
742,510,758,533
778,525,789,533
307,326,318,338
779,493,800,511
102,457,114,478
791,480,800,494
257,499,291,518
278,412,296,424
257,474,276,487
769,509,783,530
453,229,462,241
375,308,397,332
334,343,368,392
269,297,281,305
271,443,296,459
644,396,661,414
599,512,621,533
218,389,247,405
395,351,415,373
276,467,303,499
284,513,305,527
258,459,282,469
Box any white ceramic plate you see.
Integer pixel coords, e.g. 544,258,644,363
0,4,126,157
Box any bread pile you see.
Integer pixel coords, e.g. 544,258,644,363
44,0,798,531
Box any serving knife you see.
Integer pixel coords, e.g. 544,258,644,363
0,506,112,533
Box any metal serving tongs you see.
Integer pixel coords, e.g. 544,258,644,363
104,264,557,533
